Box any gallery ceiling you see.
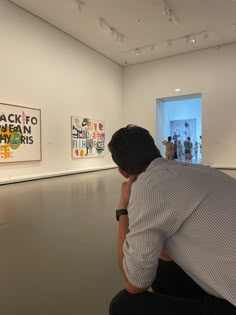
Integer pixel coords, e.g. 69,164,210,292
9,0,236,66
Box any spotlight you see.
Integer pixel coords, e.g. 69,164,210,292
99,18,124,44
160,0,179,25
186,36,196,43
116,34,122,44
71,0,85,12
99,18,110,32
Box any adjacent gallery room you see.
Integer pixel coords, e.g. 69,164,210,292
157,94,202,164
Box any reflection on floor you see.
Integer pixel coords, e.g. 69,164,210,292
175,156,202,165
0,169,124,315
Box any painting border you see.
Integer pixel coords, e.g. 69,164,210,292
0,102,42,164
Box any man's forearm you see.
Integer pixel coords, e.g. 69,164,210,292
117,213,149,294
118,214,129,281
116,176,146,294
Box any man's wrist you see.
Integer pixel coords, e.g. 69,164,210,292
119,202,128,209
116,209,128,221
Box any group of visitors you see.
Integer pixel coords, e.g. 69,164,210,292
162,136,201,162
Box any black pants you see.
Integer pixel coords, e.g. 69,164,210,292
109,260,235,315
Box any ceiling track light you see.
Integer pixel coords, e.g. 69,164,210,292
150,44,157,51
121,31,208,56
190,37,196,43
99,18,124,44
160,0,179,25
186,36,196,43
116,35,120,44
71,0,85,12
99,18,110,31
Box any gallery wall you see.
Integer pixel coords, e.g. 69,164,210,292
0,0,123,183
1,0,235,183
123,43,236,178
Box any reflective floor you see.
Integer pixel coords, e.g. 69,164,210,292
0,169,124,315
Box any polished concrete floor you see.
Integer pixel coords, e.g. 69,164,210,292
0,169,124,315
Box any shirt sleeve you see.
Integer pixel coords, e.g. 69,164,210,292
123,179,176,289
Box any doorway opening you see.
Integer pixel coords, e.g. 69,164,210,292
156,93,202,164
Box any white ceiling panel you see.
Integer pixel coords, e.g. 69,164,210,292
9,0,236,65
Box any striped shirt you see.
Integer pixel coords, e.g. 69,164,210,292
123,158,236,306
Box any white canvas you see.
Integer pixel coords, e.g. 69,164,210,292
0,103,41,163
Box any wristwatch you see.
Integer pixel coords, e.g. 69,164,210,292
116,209,128,221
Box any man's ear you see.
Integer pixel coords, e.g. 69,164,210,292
118,167,130,179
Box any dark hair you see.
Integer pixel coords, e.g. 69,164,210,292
168,136,172,141
108,125,162,174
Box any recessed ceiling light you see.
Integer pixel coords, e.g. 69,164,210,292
174,88,181,92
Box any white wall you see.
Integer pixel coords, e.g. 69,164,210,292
124,43,236,178
0,0,122,183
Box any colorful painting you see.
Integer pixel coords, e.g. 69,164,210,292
0,103,41,163
71,116,105,158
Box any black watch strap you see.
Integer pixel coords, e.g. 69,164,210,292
116,209,128,221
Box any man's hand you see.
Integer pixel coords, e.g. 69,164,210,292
160,250,172,262
118,175,137,209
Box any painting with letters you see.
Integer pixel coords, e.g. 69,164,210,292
71,116,105,158
0,103,41,163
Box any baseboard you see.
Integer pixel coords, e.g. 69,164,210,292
0,165,117,185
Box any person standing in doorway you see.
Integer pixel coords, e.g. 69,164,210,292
177,140,183,162
199,136,202,155
194,141,199,159
184,137,192,162
162,136,174,161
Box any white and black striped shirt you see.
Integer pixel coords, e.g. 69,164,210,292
123,158,236,306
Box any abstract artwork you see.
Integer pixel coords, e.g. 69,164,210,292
170,119,196,144
71,116,105,158
0,102,41,163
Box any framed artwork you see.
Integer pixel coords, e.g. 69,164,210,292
71,116,105,158
0,102,42,163
170,119,196,144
